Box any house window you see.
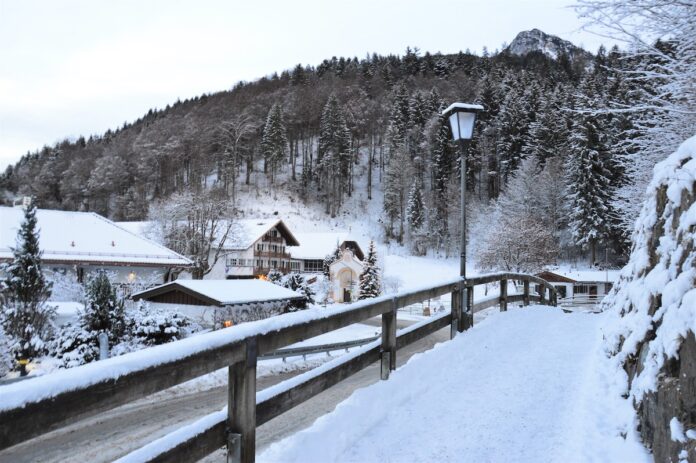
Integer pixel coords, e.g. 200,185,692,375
257,244,263,251
290,261,300,270
554,285,567,299
303,259,323,273
271,260,278,268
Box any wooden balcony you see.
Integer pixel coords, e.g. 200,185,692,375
253,250,291,259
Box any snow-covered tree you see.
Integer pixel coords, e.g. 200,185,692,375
80,271,126,345
359,241,381,299
149,189,234,279
566,113,614,264
318,95,351,216
576,0,696,239
322,244,342,277
261,103,288,183
476,160,559,273
406,179,426,255
0,201,54,364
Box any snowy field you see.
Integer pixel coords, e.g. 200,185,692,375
259,307,649,463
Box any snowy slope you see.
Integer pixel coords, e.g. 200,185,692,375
259,308,649,463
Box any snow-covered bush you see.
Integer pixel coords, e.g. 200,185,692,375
126,300,198,346
282,273,314,309
267,268,283,284
50,301,200,368
49,323,100,368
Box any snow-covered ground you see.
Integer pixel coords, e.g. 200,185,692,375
259,307,650,463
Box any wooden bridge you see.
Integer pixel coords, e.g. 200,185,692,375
0,272,557,463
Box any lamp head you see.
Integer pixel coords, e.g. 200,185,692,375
442,103,483,141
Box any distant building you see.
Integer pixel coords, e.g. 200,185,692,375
0,206,192,287
328,249,364,303
217,219,300,279
131,279,304,327
291,232,364,273
536,269,620,301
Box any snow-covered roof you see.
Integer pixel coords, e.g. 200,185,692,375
542,268,621,283
223,218,300,250
441,102,484,116
291,232,364,260
0,207,192,267
132,279,304,306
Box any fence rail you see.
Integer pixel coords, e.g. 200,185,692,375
0,272,557,462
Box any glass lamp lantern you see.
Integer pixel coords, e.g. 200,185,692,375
442,103,483,141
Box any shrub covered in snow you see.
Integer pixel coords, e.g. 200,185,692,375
126,300,197,346
282,273,314,309
602,135,696,460
267,268,283,284
50,300,199,368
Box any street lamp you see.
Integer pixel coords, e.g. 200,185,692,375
442,102,483,280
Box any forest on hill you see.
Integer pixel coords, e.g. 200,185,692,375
0,34,662,267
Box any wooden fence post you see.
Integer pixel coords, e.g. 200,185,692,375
500,278,508,312
540,285,546,305
523,280,530,306
551,288,557,306
381,298,397,380
450,288,460,340
227,338,257,463
460,285,473,331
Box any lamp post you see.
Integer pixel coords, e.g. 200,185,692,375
442,102,483,280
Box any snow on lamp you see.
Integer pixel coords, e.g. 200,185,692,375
442,103,483,141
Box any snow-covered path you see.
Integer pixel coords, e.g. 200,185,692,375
260,307,650,463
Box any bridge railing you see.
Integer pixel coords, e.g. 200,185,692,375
0,272,557,463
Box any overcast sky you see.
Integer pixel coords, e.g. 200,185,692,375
0,0,615,170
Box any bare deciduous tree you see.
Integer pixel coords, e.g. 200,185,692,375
149,189,234,279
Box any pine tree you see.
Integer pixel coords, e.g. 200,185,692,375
0,200,55,364
359,241,381,299
322,244,342,277
318,95,352,217
566,114,614,265
429,115,453,252
81,271,126,345
261,103,288,183
406,180,425,231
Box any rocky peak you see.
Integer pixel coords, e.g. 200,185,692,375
506,29,591,60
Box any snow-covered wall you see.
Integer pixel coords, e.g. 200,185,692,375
602,135,696,461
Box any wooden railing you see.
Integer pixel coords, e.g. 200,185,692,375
0,272,557,463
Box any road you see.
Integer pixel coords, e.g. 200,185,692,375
0,317,450,463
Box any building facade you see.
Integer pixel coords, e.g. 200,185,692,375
209,219,300,279
0,206,192,291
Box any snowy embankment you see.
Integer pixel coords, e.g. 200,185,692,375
260,308,650,463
